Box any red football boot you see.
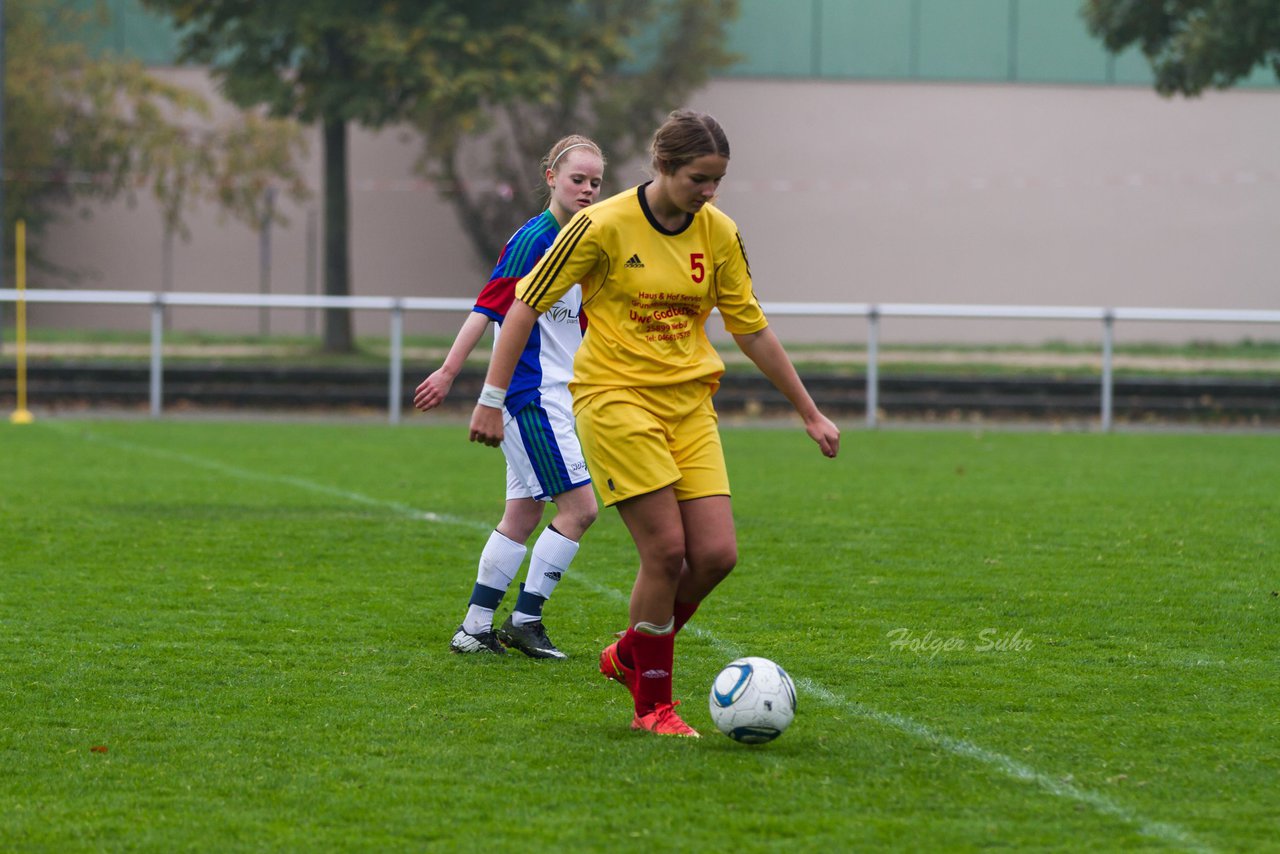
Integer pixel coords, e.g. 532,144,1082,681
631,701,700,738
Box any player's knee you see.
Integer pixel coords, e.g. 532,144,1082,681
499,504,543,543
706,543,738,582
682,544,735,599
645,540,688,582
552,491,598,538
576,501,599,530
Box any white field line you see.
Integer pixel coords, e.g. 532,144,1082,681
54,424,482,529
573,577,1212,854
54,424,1213,853
790,678,1210,853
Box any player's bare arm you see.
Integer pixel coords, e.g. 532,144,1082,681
732,327,840,458
415,312,491,412
469,300,542,447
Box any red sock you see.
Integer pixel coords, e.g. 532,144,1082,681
627,627,674,715
616,629,634,669
616,600,697,668
673,599,700,634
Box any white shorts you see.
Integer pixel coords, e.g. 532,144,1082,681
502,385,591,501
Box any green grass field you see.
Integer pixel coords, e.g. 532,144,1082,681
2,419,1276,851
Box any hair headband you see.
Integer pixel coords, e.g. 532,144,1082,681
549,142,597,172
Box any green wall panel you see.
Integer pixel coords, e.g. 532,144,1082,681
1110,46,1158,86
725,0,1277,89
727,0,818,76
66,0,1275,91
915,0,1010,81
117,4,181,65
818,0,913,79
1237,63,1280,89
67,0,180,63
1015,0,1108,84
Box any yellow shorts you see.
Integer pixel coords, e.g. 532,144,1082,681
573,380,729,507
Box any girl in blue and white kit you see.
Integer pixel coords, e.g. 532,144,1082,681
414,135,606,660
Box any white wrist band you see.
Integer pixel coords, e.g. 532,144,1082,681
477,383,507,408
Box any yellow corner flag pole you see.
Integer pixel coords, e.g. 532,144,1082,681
10,219,35,424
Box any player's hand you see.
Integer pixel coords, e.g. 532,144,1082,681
413,369,453,412
805,412,840,458
469,404,504,447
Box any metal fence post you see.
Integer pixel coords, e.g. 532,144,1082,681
388,301,404,425
305,209,318,338
259,187,276,337
150,295,164,418
866,306,880,428
1100,310,1114,432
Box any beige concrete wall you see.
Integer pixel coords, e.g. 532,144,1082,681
31,73,1280,345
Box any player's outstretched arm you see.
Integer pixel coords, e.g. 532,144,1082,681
469,300,541,448
414,312,491,412
732,327,840,458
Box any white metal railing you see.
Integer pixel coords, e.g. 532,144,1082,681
3,289,1279,429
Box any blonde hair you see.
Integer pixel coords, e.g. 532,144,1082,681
542,135,605,175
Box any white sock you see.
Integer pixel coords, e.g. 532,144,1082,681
461,530,527,634
512,526,579,626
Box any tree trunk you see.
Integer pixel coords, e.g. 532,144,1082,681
322,116,353,353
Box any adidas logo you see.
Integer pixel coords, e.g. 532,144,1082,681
545,571,563,581
641,668,670,679
625,254,644,268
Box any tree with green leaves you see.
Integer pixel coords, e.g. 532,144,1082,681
139,0,739,352
1083,0,1280,95
140,0,598,353
415,0,740,263
3,0,306,285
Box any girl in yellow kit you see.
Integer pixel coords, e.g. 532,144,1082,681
470,110,840,737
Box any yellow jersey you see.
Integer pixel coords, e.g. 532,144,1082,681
516,183,768,391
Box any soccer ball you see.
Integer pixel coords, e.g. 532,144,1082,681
708,656,797,744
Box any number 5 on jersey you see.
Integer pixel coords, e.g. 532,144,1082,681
690,253,705,284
